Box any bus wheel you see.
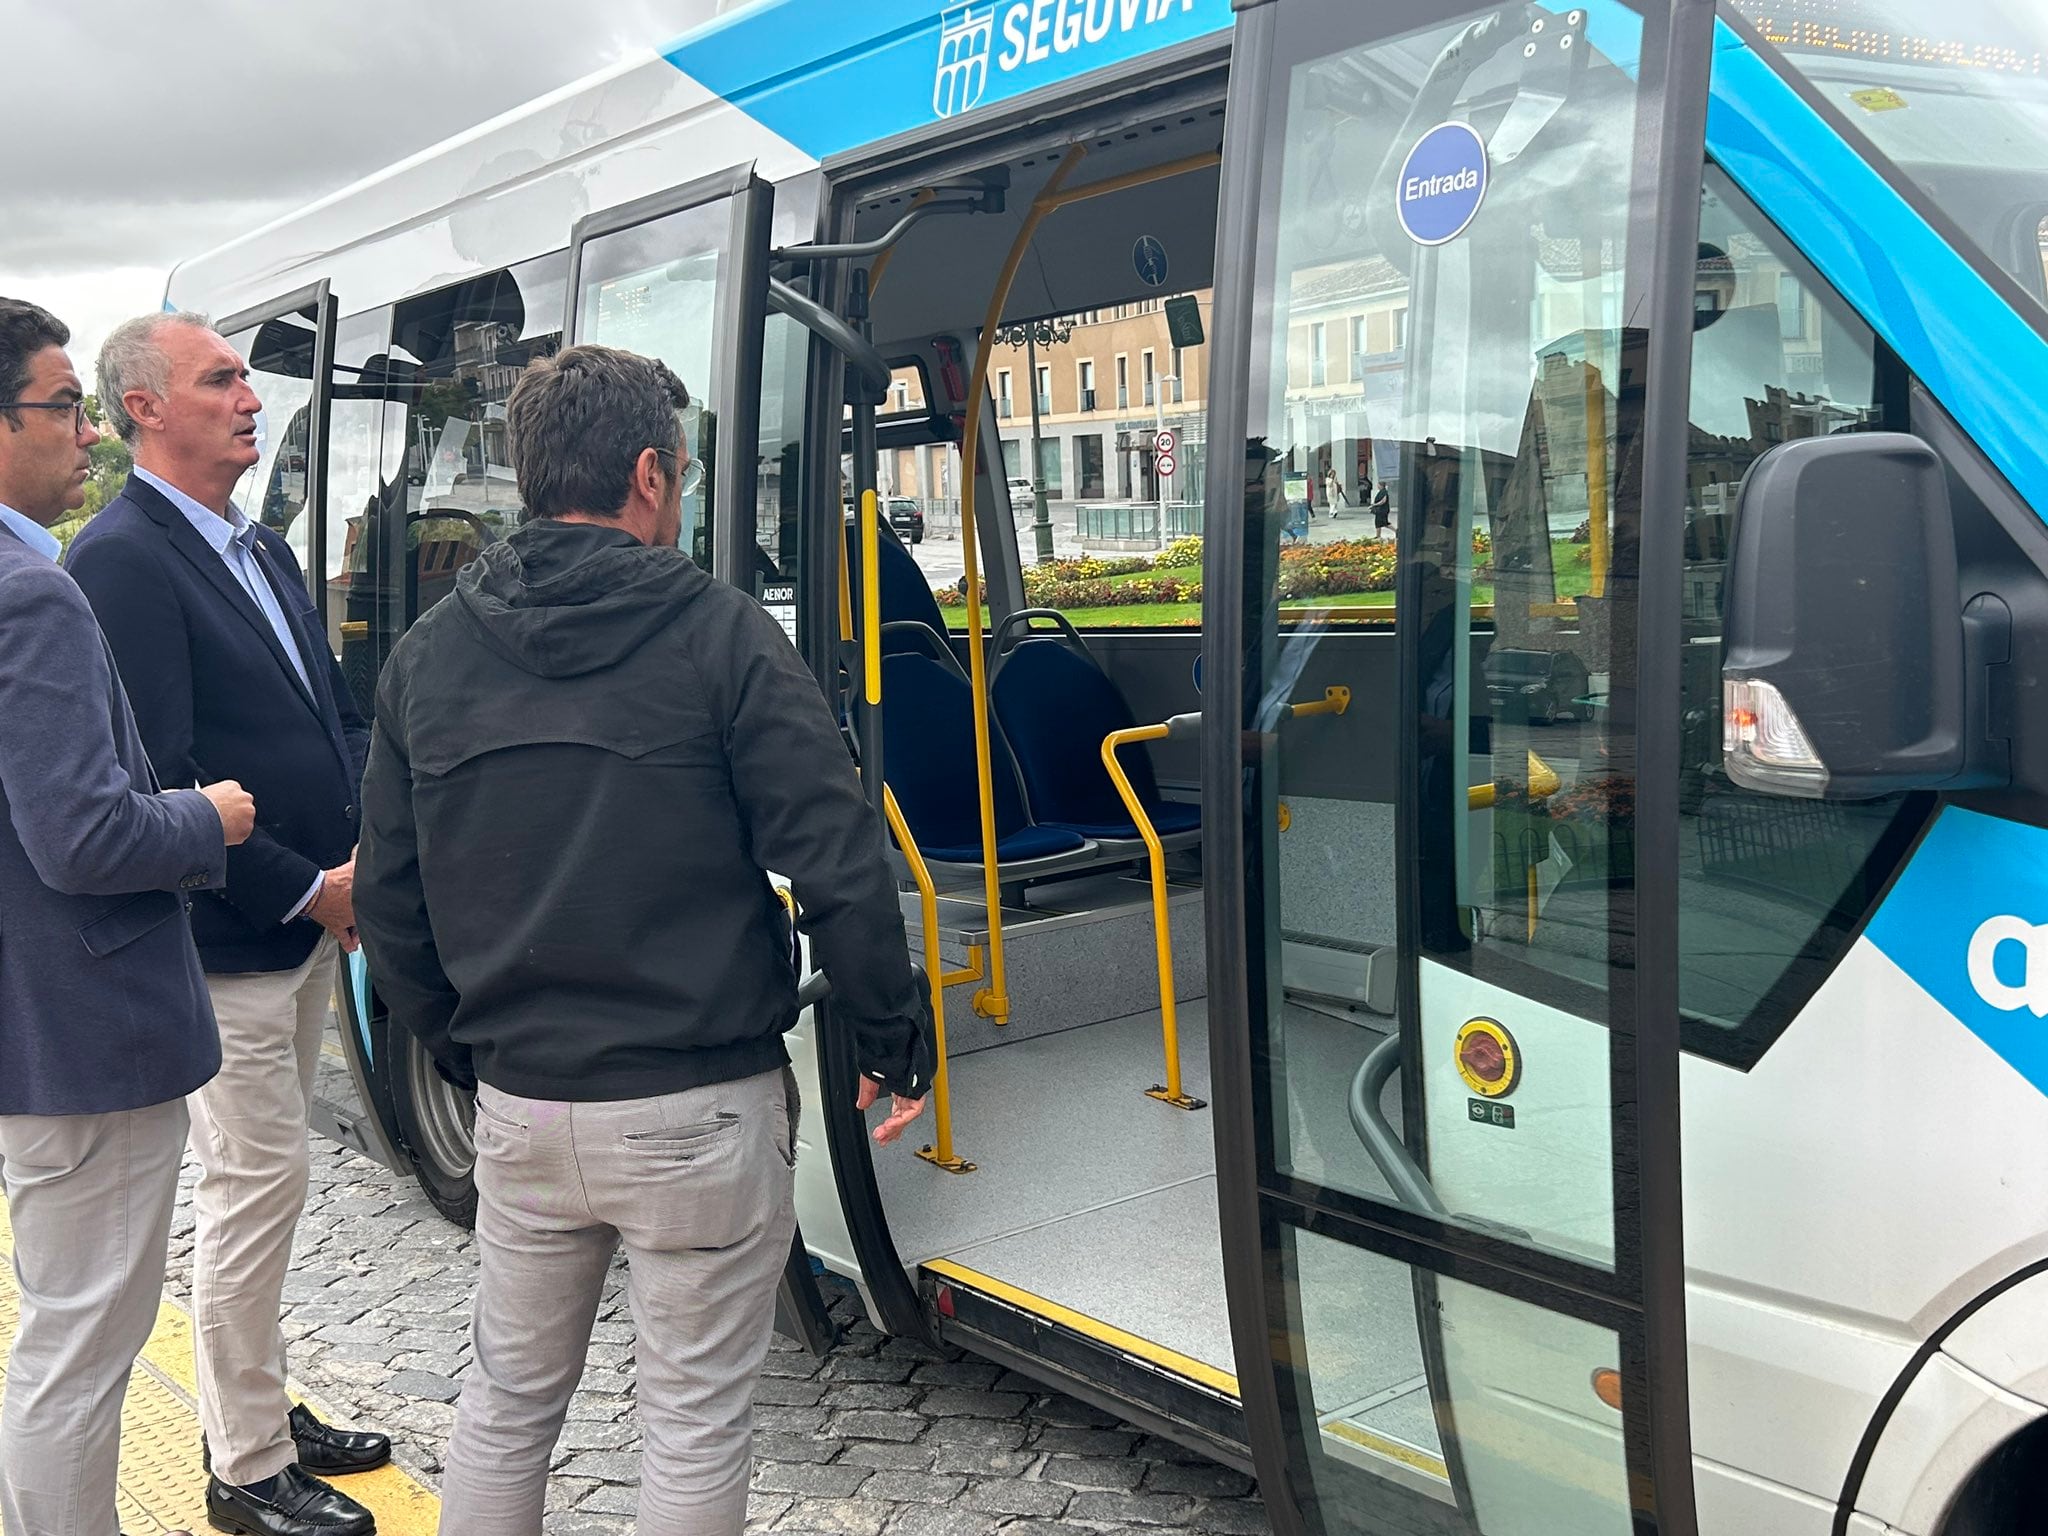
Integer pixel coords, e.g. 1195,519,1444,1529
1935,1417,2048,1536
390,1032,479,1227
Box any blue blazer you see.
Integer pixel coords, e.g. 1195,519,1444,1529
68,475,369,975
0,522,224,1115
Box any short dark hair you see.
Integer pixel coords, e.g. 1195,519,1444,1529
506,345,690,521
0,298,70,431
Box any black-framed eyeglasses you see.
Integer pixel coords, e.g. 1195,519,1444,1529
653,446,705,500
4,399,90,433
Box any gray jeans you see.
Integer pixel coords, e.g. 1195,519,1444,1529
437,1067,798,1536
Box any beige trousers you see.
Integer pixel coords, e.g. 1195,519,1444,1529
437,1068,798,1536
189,932,338,1488
0,1098,188,1536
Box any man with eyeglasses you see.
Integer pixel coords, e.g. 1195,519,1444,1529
0,297,255,1536
355,344,931,1534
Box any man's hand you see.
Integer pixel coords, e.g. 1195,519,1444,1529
198,780,256,845
307,856,359,953
857,1075,928,1145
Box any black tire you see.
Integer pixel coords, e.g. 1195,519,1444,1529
388,1030,478,1227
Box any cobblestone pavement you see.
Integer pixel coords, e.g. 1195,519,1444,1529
162,1128,1274,1534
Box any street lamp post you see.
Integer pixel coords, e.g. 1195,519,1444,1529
997,317,1074,566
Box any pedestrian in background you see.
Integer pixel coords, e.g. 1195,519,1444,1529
356,344,931,1535
68,312,385,1536
0,297,254,1536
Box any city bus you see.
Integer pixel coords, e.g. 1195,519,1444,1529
166,0,2048,1530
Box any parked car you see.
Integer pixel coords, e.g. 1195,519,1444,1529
886,496,925,544
1482,646,1592,725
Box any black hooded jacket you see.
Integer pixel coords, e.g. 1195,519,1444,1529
355,519,930,1102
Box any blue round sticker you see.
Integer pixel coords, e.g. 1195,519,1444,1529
1133,235,1169,288
1395,121,1489,247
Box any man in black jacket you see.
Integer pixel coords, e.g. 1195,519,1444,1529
355,344,929,1534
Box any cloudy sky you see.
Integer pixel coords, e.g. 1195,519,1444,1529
0,0,752,375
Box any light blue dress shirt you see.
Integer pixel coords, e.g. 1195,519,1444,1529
0,501,62,562
130,467,324,923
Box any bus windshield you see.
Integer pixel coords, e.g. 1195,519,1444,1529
1734,0,2048,314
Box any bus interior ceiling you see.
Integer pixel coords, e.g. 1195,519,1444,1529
841,98,1448,1482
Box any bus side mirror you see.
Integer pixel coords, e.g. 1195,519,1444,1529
1722,432,2004,798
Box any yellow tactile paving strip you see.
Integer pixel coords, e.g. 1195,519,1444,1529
0,1196,442,1534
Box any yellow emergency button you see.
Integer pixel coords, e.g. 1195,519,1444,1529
1455,1017,1521,1098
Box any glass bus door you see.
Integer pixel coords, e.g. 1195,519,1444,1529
1208,1,1696,1530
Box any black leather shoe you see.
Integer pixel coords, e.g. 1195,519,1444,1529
205,1465,375,1536
288,1403,391,1475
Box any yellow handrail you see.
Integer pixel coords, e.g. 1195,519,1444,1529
1100,722,1202,1111
881,786,973,1174
1103,684,1350,1111
1466,749,1562,810
952,143,1225,1026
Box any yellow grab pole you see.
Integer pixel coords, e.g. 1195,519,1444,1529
838,510,855,645
955,144,1087,1022
1101,723,1204,1111
1585,360,1611,599
882,787,974,1174
952,144,1222,1024
860,491,881,705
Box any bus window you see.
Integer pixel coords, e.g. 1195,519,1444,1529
348,254,565,709
571,203,728,569
755,312,806,589
1731,0,2048,323
989,304,1208,632
225,304,321,580
1675,171,1923,1059
322,307,405,666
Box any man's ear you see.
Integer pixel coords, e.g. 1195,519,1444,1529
123,389,161,433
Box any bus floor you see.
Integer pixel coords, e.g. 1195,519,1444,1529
874,998,1451,1482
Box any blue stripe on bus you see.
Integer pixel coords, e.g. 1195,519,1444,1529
1865,807,2048,1098
1705,20,2048,521
663,0,1234,165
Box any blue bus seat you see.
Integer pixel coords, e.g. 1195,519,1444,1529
989,617,1202,848
845,520,954,654
876,650,1098,879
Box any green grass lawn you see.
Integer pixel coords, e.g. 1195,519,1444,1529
938,538,1594,631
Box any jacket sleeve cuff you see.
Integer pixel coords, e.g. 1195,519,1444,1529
857,1010,935,1100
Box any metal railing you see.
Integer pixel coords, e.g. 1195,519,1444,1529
1081,387,1098,411
1075,499,1206,545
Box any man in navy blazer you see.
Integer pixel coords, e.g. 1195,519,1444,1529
0,297,253,1536
68,312,385,1536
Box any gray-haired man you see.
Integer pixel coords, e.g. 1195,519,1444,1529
356,344,931,1534
0,296,254,1536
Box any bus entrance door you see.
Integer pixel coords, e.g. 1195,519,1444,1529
1211,1,1697,1531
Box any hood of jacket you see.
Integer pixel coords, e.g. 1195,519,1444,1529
454,519,705,679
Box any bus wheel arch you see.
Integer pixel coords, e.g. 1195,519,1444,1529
1850,1262,2048,1535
